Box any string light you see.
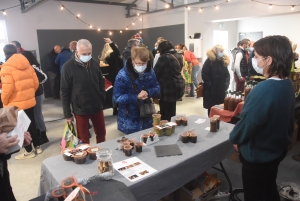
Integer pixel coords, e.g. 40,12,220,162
214,5,219,10
137,13,140,16
291,5,295,10
199,8,202,12
77,14,80,18
139,31,142,33
109,31,112,35
226,0,230,2
187,6,191,10
140,17,142,21
269,4,273,9
60,5,64,10
97,28,100,31
2,10,6,15
165,4,170,8
120,30,122,33
132,22,135,25
126,27,128,30
89,25,92,28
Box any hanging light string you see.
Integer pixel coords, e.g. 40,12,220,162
1,1,29,15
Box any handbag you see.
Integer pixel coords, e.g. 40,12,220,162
126,71,156,118
196,82,204,98
61,122,80,149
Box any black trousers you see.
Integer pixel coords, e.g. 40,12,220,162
0,157,16,201
24,107,40,152
159,99,176,121
47,71,60,98
240,150,287,201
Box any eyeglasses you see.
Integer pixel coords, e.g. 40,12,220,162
133,60,147,66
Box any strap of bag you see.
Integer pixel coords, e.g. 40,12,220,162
167,53,182,68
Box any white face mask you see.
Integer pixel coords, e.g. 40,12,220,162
134,65,147,73
80,55,92,63
252,57,267,74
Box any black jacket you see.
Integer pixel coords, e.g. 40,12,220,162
202,50,230,109
122,47,131,65
154,50,185,102
61,58,106,118
105,43,123,85
47,49,60,73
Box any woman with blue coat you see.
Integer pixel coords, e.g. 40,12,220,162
113,47,160,134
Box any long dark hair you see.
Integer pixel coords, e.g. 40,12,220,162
22,51,40,67
254,35,293,79
158,40,174,55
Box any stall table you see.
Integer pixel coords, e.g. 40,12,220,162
39,115,235,201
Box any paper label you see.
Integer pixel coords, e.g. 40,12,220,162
64,152,72,156
78,145,89,150
195,118,206,124
64,187,80,201
91,148,99,152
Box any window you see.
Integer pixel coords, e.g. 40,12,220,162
213,30,228,54
0,20,8,63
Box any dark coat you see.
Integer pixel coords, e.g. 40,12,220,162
154,50,185,102
55,48,72,73
105,43,123,85
47,49,60,73
113,58,160,134
61,58,106,118
202,49,230,109
122,47,131,65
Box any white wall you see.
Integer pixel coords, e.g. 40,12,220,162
0,0,131,60
237,13,300,66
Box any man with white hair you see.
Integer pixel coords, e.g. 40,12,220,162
61,39,106,144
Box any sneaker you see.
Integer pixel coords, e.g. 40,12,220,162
15,149,36,160
36,146,43,154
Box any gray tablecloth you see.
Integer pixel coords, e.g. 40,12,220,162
39,115,235,201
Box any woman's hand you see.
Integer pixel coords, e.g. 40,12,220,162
233,144,239,152
23,132,32,147
138,90,148,100
0,133,19,154
104,38,112,44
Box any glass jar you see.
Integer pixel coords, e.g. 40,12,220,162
96,148,114,180
210,118,217,132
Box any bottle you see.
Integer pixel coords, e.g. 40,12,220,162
228,94,235,112
233,94,239,111
224,91,230,110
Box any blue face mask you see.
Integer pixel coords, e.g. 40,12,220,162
217,52,224,58
154,47,158,50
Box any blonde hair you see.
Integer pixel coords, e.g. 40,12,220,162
212,44,224,54
131,47,149,62
99,43,113,61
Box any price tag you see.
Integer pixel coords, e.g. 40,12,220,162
78,145,89,150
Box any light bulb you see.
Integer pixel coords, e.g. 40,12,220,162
3,10,6,15
60,5,64,10
89,25,92,28
187,6,191,10
137,13,140,16
109,32,112,35
165,4,170,8
77,14,80,18
126,27,128,30
120,30,122,33
269,4,272,9
291,6,295,10
132,22,135,25
139,31,142,34
140,17,142,21
226,0,230,2
215,5,219,10
199,8,202,12
98,28,100,31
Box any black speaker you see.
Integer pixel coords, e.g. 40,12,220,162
194,33,201,39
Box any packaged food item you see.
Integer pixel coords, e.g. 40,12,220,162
135,142,143,153
72,151,87,164
123,145,133,156
51,188,64,201
61,148,74,161
181,132,190,143
213,115,220,130
152,114,161,125
210,118,217,132
175,117,182,126
141,134,149,143
182,117,188,126
87,146,101,160
96,148,114,180
189,131,198,143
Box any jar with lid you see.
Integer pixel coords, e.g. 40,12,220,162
210,118,217,132
96,148,114,180
224,92,230,110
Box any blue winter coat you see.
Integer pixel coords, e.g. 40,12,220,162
55,48,72,73
113,58,160,134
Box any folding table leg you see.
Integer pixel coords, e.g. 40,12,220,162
212,162,233,193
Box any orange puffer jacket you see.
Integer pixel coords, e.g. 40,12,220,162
0,54,39,110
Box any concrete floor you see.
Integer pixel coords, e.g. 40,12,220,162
7,96,300,201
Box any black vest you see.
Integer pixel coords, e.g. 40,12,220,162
236,49,248,77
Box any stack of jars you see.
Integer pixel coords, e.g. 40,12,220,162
152,114,176,136
290,72,300,93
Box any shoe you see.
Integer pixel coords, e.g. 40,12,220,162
40,131,49,145
292,154,300,162
15,149,36,160
177,98,183,101
185,94,195,97
36,146,43,154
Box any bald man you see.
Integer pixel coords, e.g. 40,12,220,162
69,41,77,53
47,45,61,99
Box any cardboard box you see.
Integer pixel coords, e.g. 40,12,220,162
158,192,175,201
289,123,298,151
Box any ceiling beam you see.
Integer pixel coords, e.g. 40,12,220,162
60,0,135,7
20,0,45,13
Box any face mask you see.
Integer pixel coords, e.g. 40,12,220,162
154,47,158,50
249,47,254,52
80,55,92,63
134,65,147,73
217,52,223,58
252,57,267,74
245,47,250,51
71,49,74,53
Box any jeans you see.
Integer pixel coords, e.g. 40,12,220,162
47,71,60,98
159,100,176,121
74,110,106,144
34,94,46,132
190,65,200,96
240,150,287,201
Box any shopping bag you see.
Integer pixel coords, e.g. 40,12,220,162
0,106,18,133
196,82,204,98
61,122,80,149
